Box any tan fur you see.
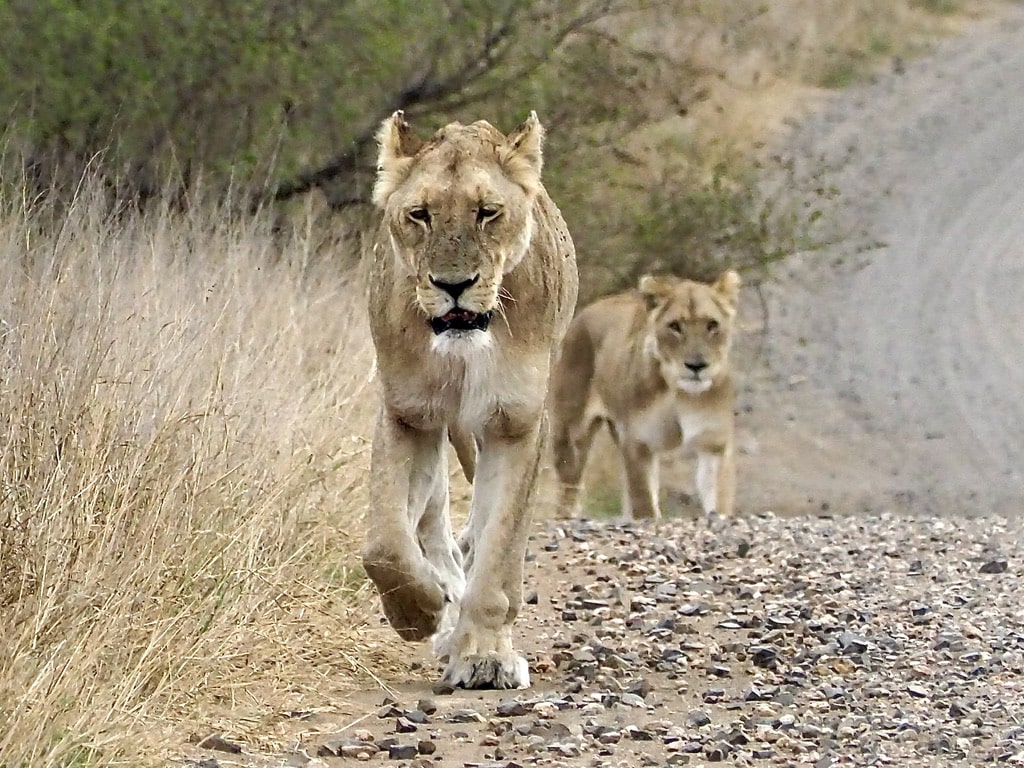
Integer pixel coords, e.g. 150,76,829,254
551,271,740,520
363,111,577,690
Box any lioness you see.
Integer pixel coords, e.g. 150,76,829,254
363,111,577,689
551,271,740,520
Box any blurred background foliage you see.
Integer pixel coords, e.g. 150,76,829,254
0,0,989,299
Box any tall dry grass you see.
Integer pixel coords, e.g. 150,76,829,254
0,184,385,766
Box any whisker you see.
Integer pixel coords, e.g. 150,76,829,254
495,296,512,337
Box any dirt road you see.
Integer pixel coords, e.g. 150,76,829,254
740,6,1024,517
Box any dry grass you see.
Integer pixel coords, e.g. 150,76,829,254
0,184,389,766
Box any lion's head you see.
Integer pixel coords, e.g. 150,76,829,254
638,270,741,395
372,110,546,356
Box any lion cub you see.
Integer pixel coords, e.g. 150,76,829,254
551,270,741,520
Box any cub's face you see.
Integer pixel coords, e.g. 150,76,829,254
372,111,545,356
639,271,741,395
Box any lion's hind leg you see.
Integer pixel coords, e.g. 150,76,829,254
552,414,602,518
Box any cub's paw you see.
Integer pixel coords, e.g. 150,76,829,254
363,554,445,641
441,651,530,690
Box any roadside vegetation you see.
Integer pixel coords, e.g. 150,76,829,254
0,1,1008,765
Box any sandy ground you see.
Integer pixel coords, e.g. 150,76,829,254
181,8,1024,768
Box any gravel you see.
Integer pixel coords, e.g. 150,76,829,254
187,513,1024,767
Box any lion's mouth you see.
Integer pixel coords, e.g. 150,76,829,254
429,309,493,335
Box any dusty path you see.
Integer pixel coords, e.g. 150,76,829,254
741,5,1024,517
181,10,1024,768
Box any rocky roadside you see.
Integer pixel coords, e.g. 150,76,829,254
182,512,1024,768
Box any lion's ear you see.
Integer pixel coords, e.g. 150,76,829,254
638,274,674,312
712,269,742,310
501,111,544,194
372,111,423,208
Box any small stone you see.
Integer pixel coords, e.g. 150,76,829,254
744,686,768,701
431,682,455,696
627,679,653,698
687,711,711,727
836,631,870,655
387,744,418,760
621,693,647,708
705,664,731,678
395,717,417,733
704,741,733,761
416,699,437,715
194,735,242,754
949,700,974,718
533,701,558,719
449,709,485,723
979,559,1008,574
496,700,530,717
339,744,378,760
626,725,654,741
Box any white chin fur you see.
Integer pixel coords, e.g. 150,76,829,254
677,378,712,395
431,329,493,358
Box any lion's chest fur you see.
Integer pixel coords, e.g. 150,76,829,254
378,340,549,434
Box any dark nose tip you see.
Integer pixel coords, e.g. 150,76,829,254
429,273,479,300
685,359,708,374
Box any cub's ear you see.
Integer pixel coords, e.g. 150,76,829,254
638,274,675,312
501,110,544,194
372,110,423,208
712,269,742,310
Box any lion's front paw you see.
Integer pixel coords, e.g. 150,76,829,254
363,552,445,641
441,651,530,690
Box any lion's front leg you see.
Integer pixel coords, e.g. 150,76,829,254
363,408,460,642
440,419,545,690
696,442,735,519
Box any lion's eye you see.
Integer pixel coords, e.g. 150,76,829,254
477,205,502,224
408,207,431,225
707,319,720,334
667,320,683,335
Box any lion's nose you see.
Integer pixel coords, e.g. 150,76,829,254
685,359,708,375
429,273,479,301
